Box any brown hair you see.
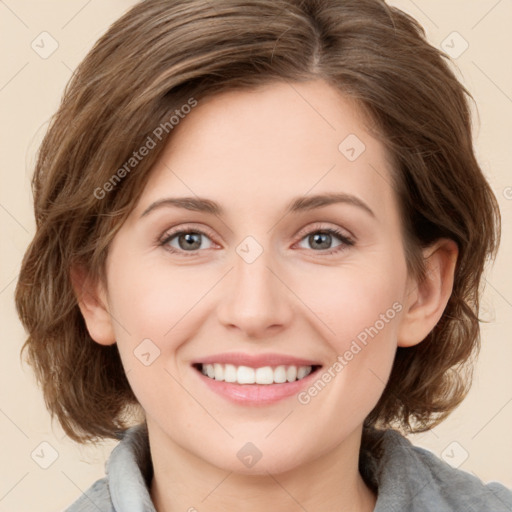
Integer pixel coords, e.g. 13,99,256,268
15,0,500,443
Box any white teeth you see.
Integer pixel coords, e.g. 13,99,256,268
213,363,224,381
297,366,310,380
206,364,215,379
286,365,297,382
237,366,255,384
255,366,274,384
224,364,237,382
274,365,287,383
199,363,314,384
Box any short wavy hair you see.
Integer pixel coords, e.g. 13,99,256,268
15,0,500,443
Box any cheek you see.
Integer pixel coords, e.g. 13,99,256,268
104,261,193,421
105,257,214,398
296,257,405,346
293,259,404,406
107,256,209,341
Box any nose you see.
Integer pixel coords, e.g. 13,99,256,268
216,246,293,339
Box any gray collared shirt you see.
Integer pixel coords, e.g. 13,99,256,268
65,423,512,511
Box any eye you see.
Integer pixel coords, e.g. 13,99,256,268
159,224,355,257
295,226,354,255
160,227,216,255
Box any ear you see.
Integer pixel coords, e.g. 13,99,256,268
397,238,458,348
69,264,116,346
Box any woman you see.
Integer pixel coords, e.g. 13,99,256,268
15,0,512,510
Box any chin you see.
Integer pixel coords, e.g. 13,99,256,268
201,437,312,477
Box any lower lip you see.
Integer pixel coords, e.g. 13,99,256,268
194,367,321,405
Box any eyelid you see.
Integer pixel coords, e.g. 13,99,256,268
158,223,220,248
294,221,355,242
158,221,355,256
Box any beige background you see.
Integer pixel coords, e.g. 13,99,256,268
1,1,511,510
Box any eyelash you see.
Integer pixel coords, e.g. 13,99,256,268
158,224,355,257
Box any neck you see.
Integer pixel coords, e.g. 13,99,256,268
148,420,376,512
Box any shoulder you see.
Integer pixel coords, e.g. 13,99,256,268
365,428,512,512
64,476,113,512
409,437,511,508
64,423,155,512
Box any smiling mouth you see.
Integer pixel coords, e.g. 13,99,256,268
193,363,322,385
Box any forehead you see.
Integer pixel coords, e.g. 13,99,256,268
133,79,396,222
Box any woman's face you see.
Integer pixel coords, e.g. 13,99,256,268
100,79,417,474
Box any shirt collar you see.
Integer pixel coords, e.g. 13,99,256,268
107,422,156,512
105,422,508,512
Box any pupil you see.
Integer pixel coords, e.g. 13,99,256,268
311,233,330,249
180,233,201,250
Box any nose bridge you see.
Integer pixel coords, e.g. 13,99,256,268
216,238,292,336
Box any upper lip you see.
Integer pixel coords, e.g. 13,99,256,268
191,352,322,368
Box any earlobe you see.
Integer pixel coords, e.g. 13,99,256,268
69,264,116,346
397,238,458,348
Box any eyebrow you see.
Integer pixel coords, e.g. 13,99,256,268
140,192,375,219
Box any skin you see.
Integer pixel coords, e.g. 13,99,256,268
74,79,458,511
